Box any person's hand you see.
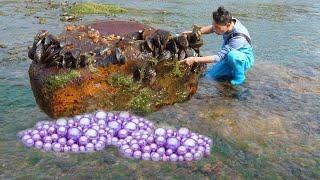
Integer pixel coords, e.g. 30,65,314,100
180,57,196,66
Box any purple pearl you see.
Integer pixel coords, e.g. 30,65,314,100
79,146,86,152
138,140,146,146
162,155,169,162
98,136,107,143
63,146,70,152
42,124,50,130
178,155,184,162
108,121,121,132
56,118,67,127
97,120,106,126
31,130,39,136
95,111,107,119
67,127,82,140
67,139,75,146
138,122,144,129
32,134,41,141
154,128,166,137
71,144,79,152
79,117,90,127
155,136,165,146
39,130,46,137
44,136,52,143
58,137,67,146
150,143,157,151
53,143,62,152
118,129,128,139
184,152,193,161
197,138,204,146
124,148,133,157
146,136,154,144
183,138,196,150
43,143,52,151
35,141,43,149
79,136,88,146
57,126,67,136
178,128,189,138
197,146,205,152
194,152,202,161
142,145,151,153
142,152,150,160
95,142,105,151
177,146,187,155
111,137,118,145
129,139,138,146
119,111,130,120
157,147,165,155
151,152,160,161
84,129,98,140
22,134,31,143
124,122,137,132
133,150,142,159
166,137,180,150
132,118,139,124
48,126,56,134
26,139,34,147
86,143,95,152
170,154,178,162
166,149,173,156
51,134,59,142
131,144,140,151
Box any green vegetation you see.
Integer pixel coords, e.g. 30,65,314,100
106,73,133,89
130,87,153,114
46,70,80,90
69,2,127,15
172,61,185,78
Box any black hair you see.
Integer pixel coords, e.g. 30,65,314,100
212,6,232,25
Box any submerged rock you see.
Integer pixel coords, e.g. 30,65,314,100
28,20,206,118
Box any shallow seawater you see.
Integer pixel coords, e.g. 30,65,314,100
0,0,319,179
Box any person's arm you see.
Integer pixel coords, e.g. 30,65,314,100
181,25,214,35
200,25,214,35
180,55,216,66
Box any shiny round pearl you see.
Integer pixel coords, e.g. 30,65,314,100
44,136,52,143
108,121,121,132
157,147,165,155
31,130,39,136
133,150,142,159
119,111,130,120
57,126,67,136
63,146,70,152
35,141,43,149
43,143,52,151
197,146,205,152
79,136,88,146
166,149,173,156
138,122,144,128
124,122,137,132
51,134,59,142
131,144,140,151
67,139,75,146
118,129,128,139
183,138,196,150
32,134,41,141
56,118,67,127
151,152,160,161
155,128,166,137
48,127,55,134
25,139,34,147
97,120,106,126
95,142,105,151
142,152,151,160
86,143,95,152
53,143,62,152
138,140,146,146
111,137,118,145
142,145,151,153
124,148,133,157
155,136,166,146
79,117,90,127
79,146,86,152
178,155,184,161
95,111,107,119
194,152,202,161
58,138,67,146
170,154,178,162
150,143,157,151
67,127,82,140
166,137,180,150
177,146,187,155
71,144,79,152
197,138,204,146
178,128,189,138
39,130,46,137
22,134,31,143
162,155,169,162
146,136,154,144
184,152,193,161
84,129,98,140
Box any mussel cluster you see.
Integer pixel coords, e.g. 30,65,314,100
27,24,204,69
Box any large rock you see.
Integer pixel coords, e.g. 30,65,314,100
28,20,206,118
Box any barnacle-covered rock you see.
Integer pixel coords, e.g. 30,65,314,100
28,20,206,118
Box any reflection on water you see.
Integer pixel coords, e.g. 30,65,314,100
0,0,319,179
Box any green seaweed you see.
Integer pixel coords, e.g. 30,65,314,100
130,87,153,114
46,70,80,90
106,73,133,89
69,2,127,15
172,61,185,78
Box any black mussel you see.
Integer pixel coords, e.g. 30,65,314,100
178,49,186,60
165,39,178,54
115,48,126,64
34,42,45,63
175,35,189,49
158,50,172,61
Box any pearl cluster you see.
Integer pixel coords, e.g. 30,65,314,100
18,111,212,162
